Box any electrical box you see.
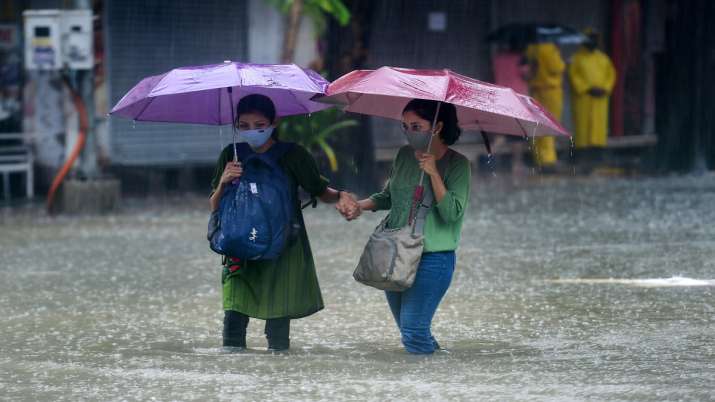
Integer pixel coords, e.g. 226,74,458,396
23,10,62,70
23,9,94,70
61,10,94,70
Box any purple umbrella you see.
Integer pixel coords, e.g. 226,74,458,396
110,61,331,125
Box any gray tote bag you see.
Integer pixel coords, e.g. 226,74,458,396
353,150,452,291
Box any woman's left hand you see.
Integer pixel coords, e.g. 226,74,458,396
418,153,439,178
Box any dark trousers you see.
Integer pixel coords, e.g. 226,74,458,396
223,310,290,350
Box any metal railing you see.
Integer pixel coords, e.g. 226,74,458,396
0,133,34,201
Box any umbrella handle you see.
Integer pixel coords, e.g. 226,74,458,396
411,101,443,225
481,131,492,156
418,101,443,187
228,86,238,162
408,185,425,226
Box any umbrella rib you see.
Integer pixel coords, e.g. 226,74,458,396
287,89,312,115
349,92,364,106
134,96,158,122
441,70,451,102
217,87,223,125
515,117,530,139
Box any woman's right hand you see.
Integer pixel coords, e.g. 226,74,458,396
219,161,243,186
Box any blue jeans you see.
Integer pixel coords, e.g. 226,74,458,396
385,251,456,354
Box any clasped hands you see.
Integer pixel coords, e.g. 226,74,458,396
335,191,362,221
335,151,438,222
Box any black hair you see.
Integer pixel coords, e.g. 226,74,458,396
508,36,527,52
402,99,461,146
236,94,280,139
236,94,277,124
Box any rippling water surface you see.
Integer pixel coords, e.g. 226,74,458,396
1,175,714,401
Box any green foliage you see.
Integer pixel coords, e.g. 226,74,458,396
261,0,354,171
278,108,358,172
264,0,351,35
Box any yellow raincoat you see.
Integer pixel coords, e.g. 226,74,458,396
568,47,616,149
526,43,565,166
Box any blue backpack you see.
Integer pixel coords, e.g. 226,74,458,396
208,142,298,260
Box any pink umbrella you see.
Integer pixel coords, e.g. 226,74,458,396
516,93,568,137
316,66,570,224
317,66,569,138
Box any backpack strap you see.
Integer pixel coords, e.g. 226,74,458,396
268,142,317,210
239,141,311,212
233,141,295,164
239,141,294,163
234,142,254,163
265,141,295,162
241,141,295,173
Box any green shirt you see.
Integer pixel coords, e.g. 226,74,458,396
211,142,329,320
369,146,471,252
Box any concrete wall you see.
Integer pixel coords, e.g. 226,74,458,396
248,0,318,67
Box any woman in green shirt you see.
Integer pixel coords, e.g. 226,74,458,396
210,94,356,351
341,99,471,354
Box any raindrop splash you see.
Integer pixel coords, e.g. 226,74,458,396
486,153,497,178
1,175,714,400
570,136,576,176
219,126,224,151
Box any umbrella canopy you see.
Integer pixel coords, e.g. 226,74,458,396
317,66,569,138
487,23,587,46
110,61,331,125
516,93,568,137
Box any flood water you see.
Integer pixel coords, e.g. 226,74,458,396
1,175,714,401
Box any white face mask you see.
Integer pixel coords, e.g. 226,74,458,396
239,127,274,149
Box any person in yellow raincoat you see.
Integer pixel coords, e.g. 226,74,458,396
525,42,565,169
568,30,616,153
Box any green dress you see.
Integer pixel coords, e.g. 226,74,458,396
211,142,329,319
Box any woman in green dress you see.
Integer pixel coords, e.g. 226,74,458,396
210,94,356,351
